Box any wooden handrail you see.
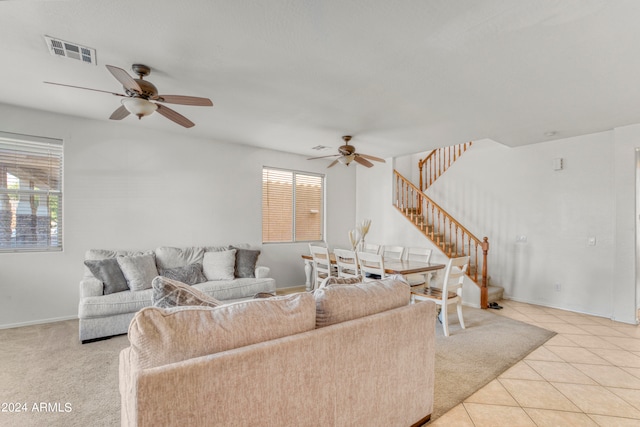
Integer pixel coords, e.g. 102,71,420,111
394,169,489,308
418,142,472,191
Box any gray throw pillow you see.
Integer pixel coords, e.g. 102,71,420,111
152,276,221,309
116,254,159,291
84,258,129,295
323,275,363,286
229,246,260,278
159,263,207,285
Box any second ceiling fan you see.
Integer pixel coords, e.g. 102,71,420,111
308,136,386,168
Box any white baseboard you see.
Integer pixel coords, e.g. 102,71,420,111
500,296,638,324
0,315,78,330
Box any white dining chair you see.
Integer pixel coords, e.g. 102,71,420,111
309,244,334,290
357,251,386,281
360,242,381,254
333,248,360,278
382,245,405,261
404,247,433,286
412,256,469,337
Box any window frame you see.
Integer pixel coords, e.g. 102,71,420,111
0,131,63,253
262,166,325,244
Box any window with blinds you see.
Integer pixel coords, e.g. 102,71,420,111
0,131,63,252
262,168,324,243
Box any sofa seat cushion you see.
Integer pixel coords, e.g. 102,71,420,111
193,277,276,300
127,292,316,370
314,278,410,328
79,288,153,319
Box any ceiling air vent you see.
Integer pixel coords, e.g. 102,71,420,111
311,145,331,151
43,36,97,65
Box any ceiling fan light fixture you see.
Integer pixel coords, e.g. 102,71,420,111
121,97,157,119
338,154,356,165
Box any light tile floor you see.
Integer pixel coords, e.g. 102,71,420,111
430,299,640,427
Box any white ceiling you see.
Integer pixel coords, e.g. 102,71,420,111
1,0,640,159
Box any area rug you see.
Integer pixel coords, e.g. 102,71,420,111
431,306,556,421
0,307,554,426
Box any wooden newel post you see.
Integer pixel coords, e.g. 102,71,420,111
480,237,489,309
418,161,424,192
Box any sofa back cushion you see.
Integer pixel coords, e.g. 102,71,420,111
314,279,410,328
154,246,206,270
127,292,316,370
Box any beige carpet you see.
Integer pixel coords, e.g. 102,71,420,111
0,306,553,426
431,306,556,421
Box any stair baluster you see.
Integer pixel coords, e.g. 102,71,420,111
393,169,490,309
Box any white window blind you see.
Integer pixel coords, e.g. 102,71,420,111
0,131,63,252
262,168,324,243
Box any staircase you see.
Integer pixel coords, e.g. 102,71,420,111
393,143,503,308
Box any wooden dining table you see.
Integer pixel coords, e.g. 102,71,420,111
301,253,445,291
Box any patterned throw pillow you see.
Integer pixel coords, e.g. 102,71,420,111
322,275,363,287
152,276,222,309
159,263,207,285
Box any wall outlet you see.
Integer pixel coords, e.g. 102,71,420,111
516,235,527,243
554,283,561,292
587,236,596,246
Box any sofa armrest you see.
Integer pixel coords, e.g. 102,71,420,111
255,266,270,279
80,277,103,299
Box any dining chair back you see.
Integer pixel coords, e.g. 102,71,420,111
412,255,469,336
360,242,381,254
404,247,433,286
333,248,360,278
382,245,405,261
309,244,333,291
357,251,386,281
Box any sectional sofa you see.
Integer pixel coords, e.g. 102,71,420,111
119,279,436,426
78,244,275,343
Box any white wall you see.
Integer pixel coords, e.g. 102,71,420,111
0,103,356,328
356,132,638,324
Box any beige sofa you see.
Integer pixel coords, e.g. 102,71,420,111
79,245,275,343
119,279,436,427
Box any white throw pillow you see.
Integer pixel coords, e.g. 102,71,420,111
202,249,236,281
116,253,159,291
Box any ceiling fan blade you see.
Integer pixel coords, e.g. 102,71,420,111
354,156,374,168
44,81,125,97
157,95,213,106
307,154,339,160
109,105,130,120
327,159,339,169
105,65,142,93
156,104,195,128
358,153,386,163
